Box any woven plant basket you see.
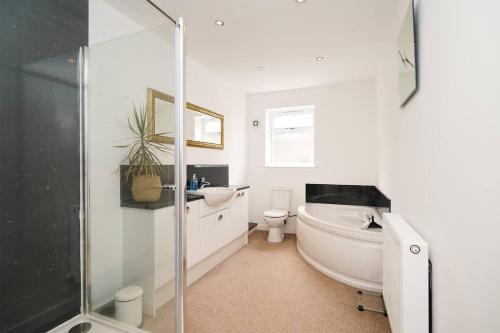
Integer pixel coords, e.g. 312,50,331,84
131,175,162,203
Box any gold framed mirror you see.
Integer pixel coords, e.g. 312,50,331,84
185,102,224,150
147,88,224,149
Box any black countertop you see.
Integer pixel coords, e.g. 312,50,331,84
122,185,250,210
186,193,203,202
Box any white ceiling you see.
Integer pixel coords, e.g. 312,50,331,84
157,0,396,94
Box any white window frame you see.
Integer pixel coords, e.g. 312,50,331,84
195,115,221,143
265,105,315,168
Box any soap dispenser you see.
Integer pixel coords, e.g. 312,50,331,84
190,174,198,190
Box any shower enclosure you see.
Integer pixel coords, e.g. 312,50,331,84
0,1,185,332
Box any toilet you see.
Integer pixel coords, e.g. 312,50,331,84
263,188,291,243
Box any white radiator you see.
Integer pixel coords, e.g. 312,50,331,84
383,213,429,333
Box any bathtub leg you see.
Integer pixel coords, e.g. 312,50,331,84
356,290,387,316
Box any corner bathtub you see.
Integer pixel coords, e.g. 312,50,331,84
296,203,383,292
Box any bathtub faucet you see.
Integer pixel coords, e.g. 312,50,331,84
361,213,375,230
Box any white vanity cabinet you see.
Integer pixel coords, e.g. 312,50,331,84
199,208,230,261
186,200,201,268
122,187,249,317
229,189,249,240
122,206,176,316
187,187,250,267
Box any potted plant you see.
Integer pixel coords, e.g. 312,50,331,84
116,105,173,203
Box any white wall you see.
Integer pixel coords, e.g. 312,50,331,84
376,1,500,332
89,0,247,307
185,61,247,184
247,81,378,232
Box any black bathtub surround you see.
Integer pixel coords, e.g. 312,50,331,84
120,165,174,210
186,164,229,188
306,184,391,210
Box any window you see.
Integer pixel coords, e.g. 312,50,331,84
265,105,315,167
194,114,221,144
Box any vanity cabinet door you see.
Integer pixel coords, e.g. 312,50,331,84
239,189,249,235
228,194,241,240
229,189,250,239
200,213,217,261
186,201,201,268
200,209,230,260
155,207,175,289
215,209,230,249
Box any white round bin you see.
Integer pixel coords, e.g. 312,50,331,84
115,286,143,327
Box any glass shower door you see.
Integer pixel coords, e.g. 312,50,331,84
87,1,184,332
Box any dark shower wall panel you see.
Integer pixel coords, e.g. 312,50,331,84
0,1,88,332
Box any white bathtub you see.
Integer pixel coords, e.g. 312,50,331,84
296,203,383,292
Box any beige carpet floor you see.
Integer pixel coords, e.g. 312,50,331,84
143,231,390,333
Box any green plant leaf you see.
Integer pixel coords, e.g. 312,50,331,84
115,103,174,182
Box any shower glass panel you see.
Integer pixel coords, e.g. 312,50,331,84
0,1,87,332
88,1,180,332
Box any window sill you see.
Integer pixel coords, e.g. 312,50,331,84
263,164,317,168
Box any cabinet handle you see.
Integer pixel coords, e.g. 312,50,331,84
218,215,223,221
186,206,190,213
237,193,241,198
242,192,245,196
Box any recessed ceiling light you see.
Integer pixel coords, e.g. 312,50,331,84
316,56,324,61
214,20,224,26
258,66,265,70
296,0,306,3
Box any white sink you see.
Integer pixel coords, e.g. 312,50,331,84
189,187,236,206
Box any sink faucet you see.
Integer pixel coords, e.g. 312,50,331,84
200,177,210,189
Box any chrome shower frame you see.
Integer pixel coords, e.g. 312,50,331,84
79,3,186,333
174,16,186,333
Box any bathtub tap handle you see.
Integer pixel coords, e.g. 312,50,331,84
364,213,374,222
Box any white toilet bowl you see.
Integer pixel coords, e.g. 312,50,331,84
264,209,288,243
263,188,292,243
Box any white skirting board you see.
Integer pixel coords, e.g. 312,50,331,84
187,233,247,286
154,233,248,313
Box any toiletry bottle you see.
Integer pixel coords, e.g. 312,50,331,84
191,174,198,190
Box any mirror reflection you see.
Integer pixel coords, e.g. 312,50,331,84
186,103,223,148
147,88,175,144
397,1,417,107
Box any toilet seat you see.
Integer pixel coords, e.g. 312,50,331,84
264,209,288,218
